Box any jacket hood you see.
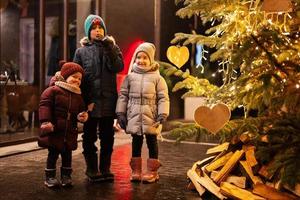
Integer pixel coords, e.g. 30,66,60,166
128,42,156,72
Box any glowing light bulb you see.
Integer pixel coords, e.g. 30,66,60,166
230,86,236,91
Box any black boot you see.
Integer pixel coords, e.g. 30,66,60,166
61,167,72,187
83,153,103,182
44,168,60,188
100,154,114,181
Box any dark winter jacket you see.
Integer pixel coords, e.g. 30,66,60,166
38,84,85,151
73,38,124,117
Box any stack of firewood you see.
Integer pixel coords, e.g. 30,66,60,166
187,133,300,199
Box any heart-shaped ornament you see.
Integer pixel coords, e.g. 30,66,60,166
194,103,231,134
166,45,189,68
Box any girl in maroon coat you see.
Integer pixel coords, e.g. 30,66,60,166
38,62,88,188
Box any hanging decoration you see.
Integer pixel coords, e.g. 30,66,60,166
261,0,294,33
261,0,293,13
195,44,208,74
166,45,189,68
194,103,231,134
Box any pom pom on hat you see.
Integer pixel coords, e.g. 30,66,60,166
84,14,107,39
60,62,84,80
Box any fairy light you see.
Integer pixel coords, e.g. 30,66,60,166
196,64,205,74
296,84,300,89
245,83,252,90
211,19,216,26
230,85,236,91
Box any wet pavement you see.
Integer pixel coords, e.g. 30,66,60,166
0,134,214,200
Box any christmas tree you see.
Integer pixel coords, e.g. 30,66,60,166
163,0,300,189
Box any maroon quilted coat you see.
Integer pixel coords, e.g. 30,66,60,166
38,85,85,151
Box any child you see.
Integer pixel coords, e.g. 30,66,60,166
73,14,124,182
38,62,88,188
116,42,170,183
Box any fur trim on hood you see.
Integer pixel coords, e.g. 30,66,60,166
80,37,90,47
128,42,156,72
79,36,116,47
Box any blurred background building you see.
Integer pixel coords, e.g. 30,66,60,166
0,0,193,146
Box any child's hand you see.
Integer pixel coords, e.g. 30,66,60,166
77,112,88,123
40,122,54,134
102,36,115,49
87,103,95,112
157,114,167,124
117,113,127,130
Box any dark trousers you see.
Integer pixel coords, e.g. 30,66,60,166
47,146,72,169
132,134,158,159
82,116,115,172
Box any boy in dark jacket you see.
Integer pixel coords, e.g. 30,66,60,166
73,14,124,181
39,62,88,188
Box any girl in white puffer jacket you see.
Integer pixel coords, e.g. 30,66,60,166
116,42,169,183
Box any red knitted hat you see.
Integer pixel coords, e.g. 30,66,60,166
60,62,84,79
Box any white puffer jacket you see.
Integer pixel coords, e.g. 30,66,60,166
116,63,169,135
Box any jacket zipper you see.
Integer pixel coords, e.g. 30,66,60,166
140,74,144,134
64,93,72,142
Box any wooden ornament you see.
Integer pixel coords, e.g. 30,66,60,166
194,103,231,134
261,0,293,13
166,45,189,68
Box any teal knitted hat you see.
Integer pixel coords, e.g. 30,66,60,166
84,14,107,39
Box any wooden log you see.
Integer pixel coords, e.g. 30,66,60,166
205,152,233,172
211,171,246,189
261,135,268,143
284,184,300,198
253,183,298,200
231,135,240,144
191,156,216,171
213,150,245,184
266,181,281,190
240,160,262,185
196,170,227,199
240,132,251,143
220,182,266,200
258,162,275,180
187,181,196,190
187,169,206,196
206,142,230,154
242,145,258,167
226,176,247,189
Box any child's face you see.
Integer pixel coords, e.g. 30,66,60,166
135,52,150,67
90,25,104,41
66,72,82,87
